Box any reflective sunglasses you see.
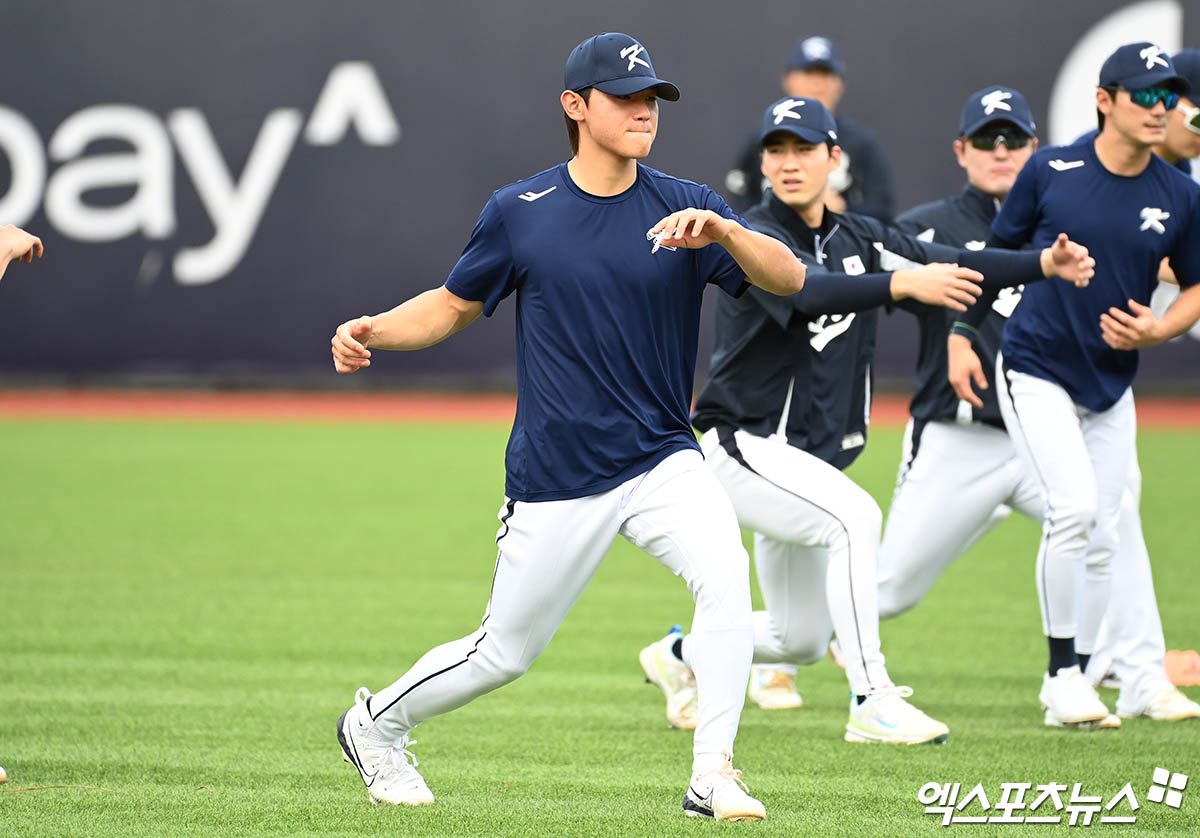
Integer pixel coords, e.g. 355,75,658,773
1115,85,1180,110
966,127,1032,151
1181,102,1200,136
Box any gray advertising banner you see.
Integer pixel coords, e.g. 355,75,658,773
0,0,1197,388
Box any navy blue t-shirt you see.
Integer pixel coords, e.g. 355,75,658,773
993,136,1200,411
445,162,750,502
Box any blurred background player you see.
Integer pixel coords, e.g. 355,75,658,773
948,43,1200,728
0,225,43,282
1152,49,1200,176
640,96,1092,743
329,32,806,821
725,36,895,220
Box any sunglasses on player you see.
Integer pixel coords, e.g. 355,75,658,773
966,127,1032,151
1110,85,1180,110
1181,102,1200,135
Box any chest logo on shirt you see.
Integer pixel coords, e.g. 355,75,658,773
647,229,678,253
1139,207,1170,235
842,254,865,275
992,285,1023,318
809,313,856,351
518,186,556,202
1048,159,1085,172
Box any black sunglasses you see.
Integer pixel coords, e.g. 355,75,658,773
966,127,1032,151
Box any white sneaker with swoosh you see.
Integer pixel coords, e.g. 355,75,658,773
845,685,950,744
337,686,434,806
683,761,766,821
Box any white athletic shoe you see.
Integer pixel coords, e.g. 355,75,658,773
337,687,435,806
747,665,803,710
1044,709,1121,730
683,761,766,821
844,685,949,745
1119,688,1200,721
1039,666,1109,725
639,627,697,730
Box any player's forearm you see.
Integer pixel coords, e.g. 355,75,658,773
1149,283,1200,343
367,286,482,351
720,224,805,295
797,271,893,314
956,249,1044,289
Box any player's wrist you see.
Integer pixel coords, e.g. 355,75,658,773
889,270,913,300
1039,247,1054,278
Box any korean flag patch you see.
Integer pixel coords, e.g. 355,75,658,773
842,254,866,275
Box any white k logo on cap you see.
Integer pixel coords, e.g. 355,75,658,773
621,43,649,72
804,37,832,60
981,90,1013,115
1140,45,1169,70
1140,207,1170,234
773,98,806,125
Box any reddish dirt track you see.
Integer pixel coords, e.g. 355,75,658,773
0,389,1199,427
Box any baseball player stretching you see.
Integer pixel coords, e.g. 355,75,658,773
949,43,1200,727
329,33,805,821
880,85,1200,725
638,96,1093,744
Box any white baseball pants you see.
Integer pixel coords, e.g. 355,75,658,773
996,356,1135,647
878,419,1043,617
699,426,890,695
366,449,753,764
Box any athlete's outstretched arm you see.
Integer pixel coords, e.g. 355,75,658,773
1100,284,1200,350
648,208,805,295
331,286,483,374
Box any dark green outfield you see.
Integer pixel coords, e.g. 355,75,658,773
1,419,1197,836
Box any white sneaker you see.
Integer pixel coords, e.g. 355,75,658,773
1120,688,1200,721
1039,666,1109,725
748,665,803,710
337,687,435,806
683,761,766,821
1044,709,1121,730
639,627,697,730
845,685,949,744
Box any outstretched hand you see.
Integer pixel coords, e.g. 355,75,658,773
331,316,374,373
1100,299,1162,350
647,208,734,250
0,225,43,280
895,263,983,311
947,333,988,409
1043,233,1094,287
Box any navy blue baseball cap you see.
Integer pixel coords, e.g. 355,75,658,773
1172,49,1200,100
1099,42,1190,94
759,96,839,146
785,36,846,76
958,86,1037,137
564,33,680,101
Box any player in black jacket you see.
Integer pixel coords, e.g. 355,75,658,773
639,96,1092,742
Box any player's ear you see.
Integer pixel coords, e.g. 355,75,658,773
561,90,587,123
827,144,842,170
953,138,968,169
1095,87,1114,115
1029,136,1039,152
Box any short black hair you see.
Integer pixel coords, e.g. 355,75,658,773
760,130,836,153
565,88,592,154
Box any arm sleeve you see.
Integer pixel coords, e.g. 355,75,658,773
950,286,1000,340
444,195,519,317
876,219,1045,289
990,157,1040,246
792,271,895,315
697,187,753,297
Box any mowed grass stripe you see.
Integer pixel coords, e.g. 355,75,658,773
1,419,1197,836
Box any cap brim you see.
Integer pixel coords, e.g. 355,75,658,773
1113,70,1191,95
591,76,681,101
786,59,845,75
960,116,1037,138
760,125,834,146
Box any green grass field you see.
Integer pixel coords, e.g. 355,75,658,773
1,417,1198,836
